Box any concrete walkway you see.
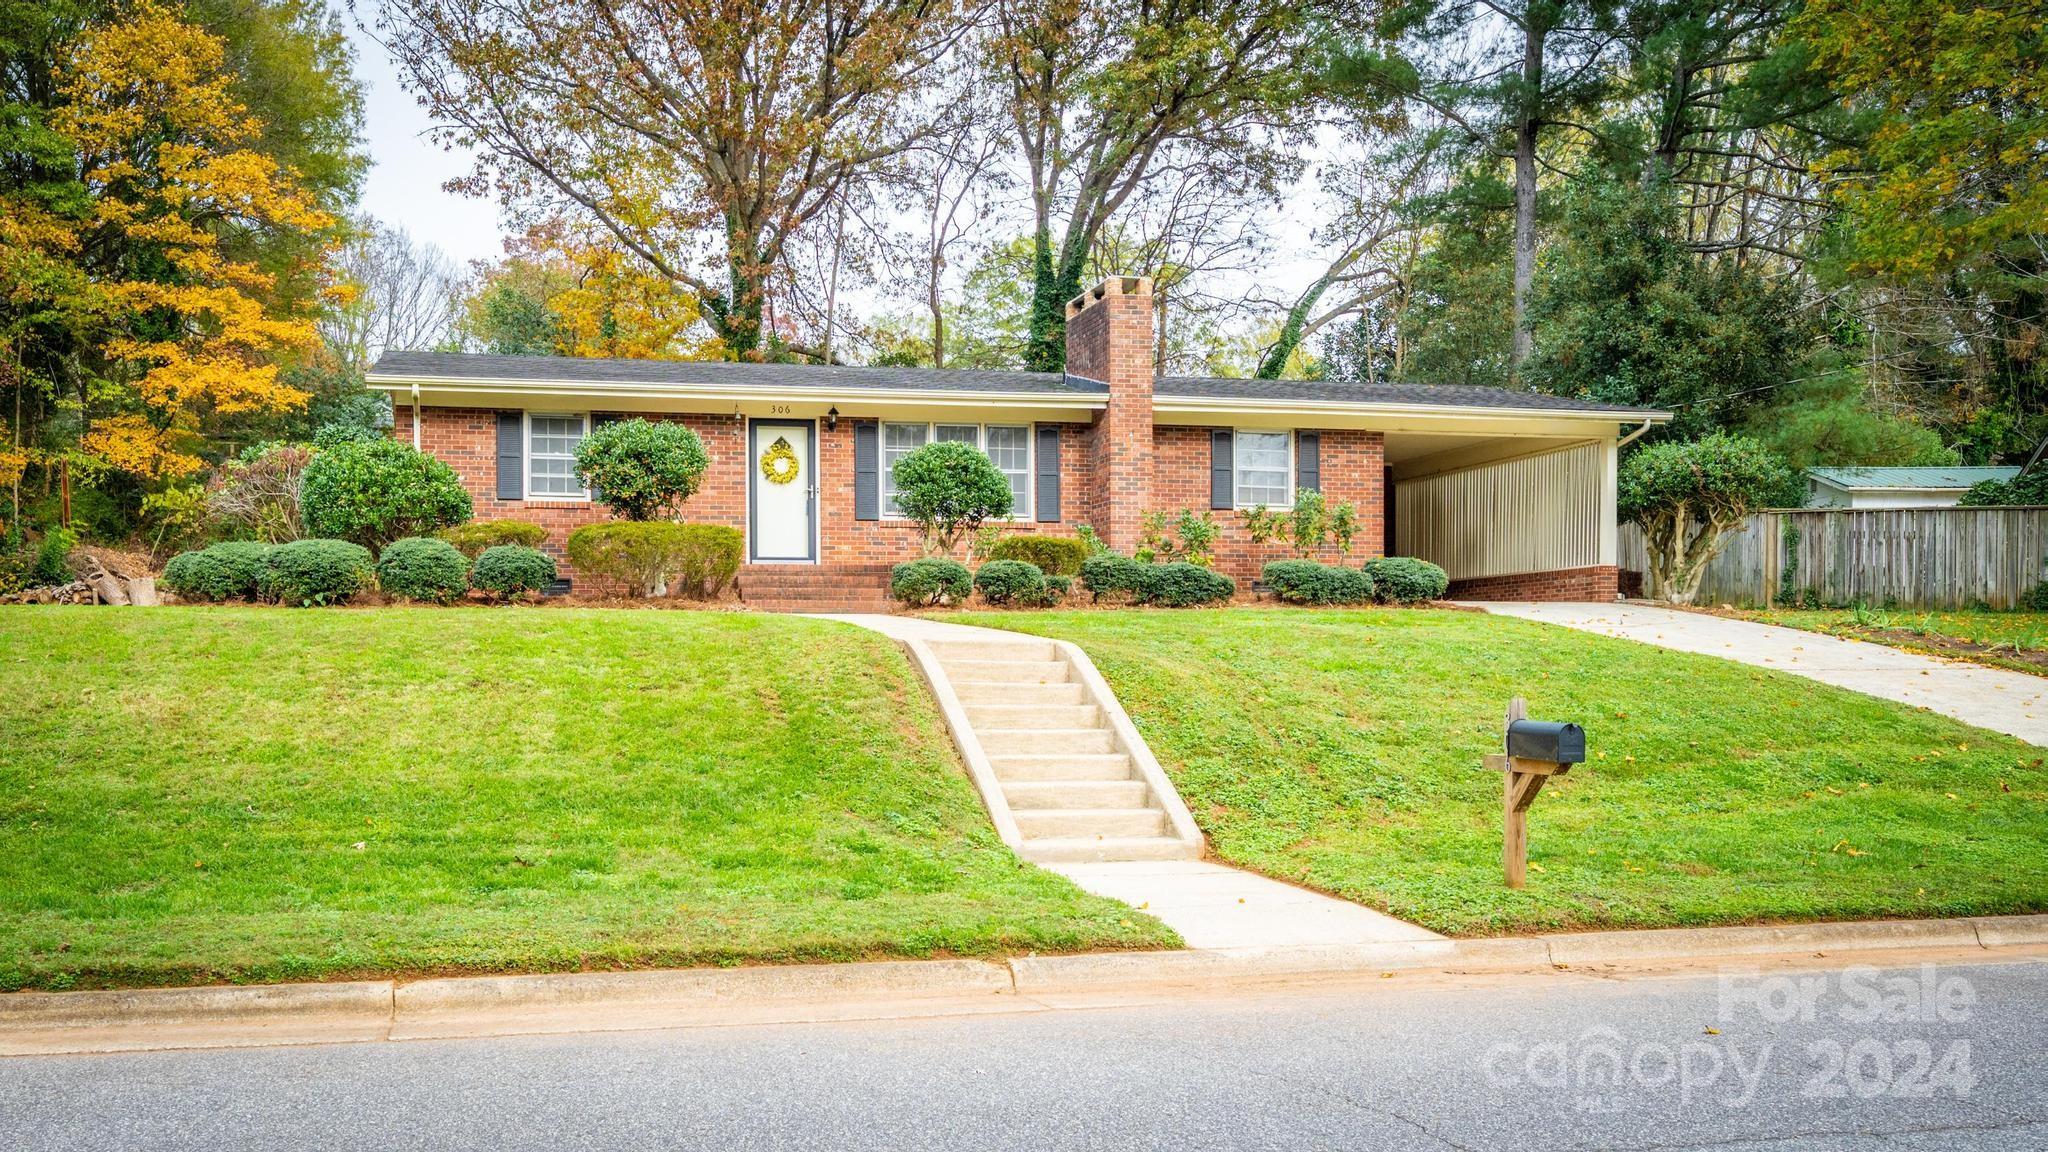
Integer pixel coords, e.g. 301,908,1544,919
1480,601,2048,746
814,613,1443,948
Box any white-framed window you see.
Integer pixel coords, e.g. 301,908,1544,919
882,422,930,517
1234,429,1293,509
527,412,589,499
881,421,1033,519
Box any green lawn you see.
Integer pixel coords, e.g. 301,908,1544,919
0,607,1172,991
952,607,2048,936
1733,606,2048,678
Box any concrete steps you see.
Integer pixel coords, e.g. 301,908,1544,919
928,638,1200,864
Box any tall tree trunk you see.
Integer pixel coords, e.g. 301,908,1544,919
1510,13,1546,376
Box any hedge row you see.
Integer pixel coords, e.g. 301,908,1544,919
162,534,556,606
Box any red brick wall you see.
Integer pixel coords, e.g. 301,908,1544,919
1150,426,1387,583
1448,565,1620,602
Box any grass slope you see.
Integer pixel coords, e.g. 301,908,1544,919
0,607,1172,990
1732,607,2048,678
954,608,2048,936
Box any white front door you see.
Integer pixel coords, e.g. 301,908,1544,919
751,421,815,561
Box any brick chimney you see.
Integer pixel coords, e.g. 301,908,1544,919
1066,276,1154,553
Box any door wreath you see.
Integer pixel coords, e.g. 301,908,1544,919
759,436,800,485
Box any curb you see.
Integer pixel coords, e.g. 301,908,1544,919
7,915,2047,1056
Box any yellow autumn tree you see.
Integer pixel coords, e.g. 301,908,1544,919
13,1,334,479
460,223,725,361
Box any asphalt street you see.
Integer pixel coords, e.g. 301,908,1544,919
4,956,2044,1151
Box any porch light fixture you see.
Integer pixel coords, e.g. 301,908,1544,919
826,406,839,431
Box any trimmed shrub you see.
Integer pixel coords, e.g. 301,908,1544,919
670,524,744,598
471,545,557,600
573,419,710,520
1045,574,1073,600
259,539,374,606
1136,562,1235,607
565,521,688,596
893,441,1013,554
1365,556,1450,604
891,557,972,607
974,559,1047,605
301,437,472,549
377,537,470,603
1262,560,1374,605
1080,553,1151,603
161,541,272,602
439,520,547,558
986,534,1090,577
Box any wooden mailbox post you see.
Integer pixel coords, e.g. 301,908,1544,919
1481,697,1586,888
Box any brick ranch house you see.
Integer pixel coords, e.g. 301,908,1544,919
367,276,1670,609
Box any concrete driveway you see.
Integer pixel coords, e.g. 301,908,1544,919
1480,601,2048,747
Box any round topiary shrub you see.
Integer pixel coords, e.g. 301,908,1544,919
438,520,547,558
301,437,473,549
259,539,375,606
1136,561,1235,607
1262,560,1374,605
161,541,273,602
471,545,557,601
985,534,1090,577
574,419,710,520
891,557,972,607
893,440,1013,554
377,537,470,603
974,559,1048,606
1079,553,1151,603
1364,556,1450,604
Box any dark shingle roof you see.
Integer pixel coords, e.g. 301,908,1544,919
369,350,1104,396
1157,375,1666,416
368,350,1667,418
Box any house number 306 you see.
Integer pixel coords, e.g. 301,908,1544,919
768,404,792,415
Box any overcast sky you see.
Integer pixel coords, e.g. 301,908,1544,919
342,20,1336,351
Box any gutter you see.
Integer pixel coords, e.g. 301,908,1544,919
1616,416,1655,449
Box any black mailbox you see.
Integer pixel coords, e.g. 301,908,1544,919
1506,719,1585,765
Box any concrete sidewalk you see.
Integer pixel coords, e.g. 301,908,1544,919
1481,601,2048,746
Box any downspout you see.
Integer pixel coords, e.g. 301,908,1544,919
1616,417,1654,450
411,382,422,450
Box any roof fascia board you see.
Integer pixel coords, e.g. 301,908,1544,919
1152,394,1672,424
366,373,1106,410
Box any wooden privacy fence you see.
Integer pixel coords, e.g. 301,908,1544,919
1619,506,2048,610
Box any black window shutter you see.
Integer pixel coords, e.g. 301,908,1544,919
1035,425,1061,522
853,421,880,521
496,411,523,500
1296,431,1321,493
1210,429,1233,509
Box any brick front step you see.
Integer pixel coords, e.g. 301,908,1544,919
737,563,897,613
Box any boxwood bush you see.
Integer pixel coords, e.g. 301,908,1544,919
1263,560,1374,605
986,534,1090,577
259,539,375,606
377,537,470,603
438,520,547,558
565,522,686,596
471,545,557,600
1136,561,1235,607
669,524,744,598
161,541,272,602
1080,553,1151,603
974,559,1048,605
891,557,972,607
1365,556,1450,603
